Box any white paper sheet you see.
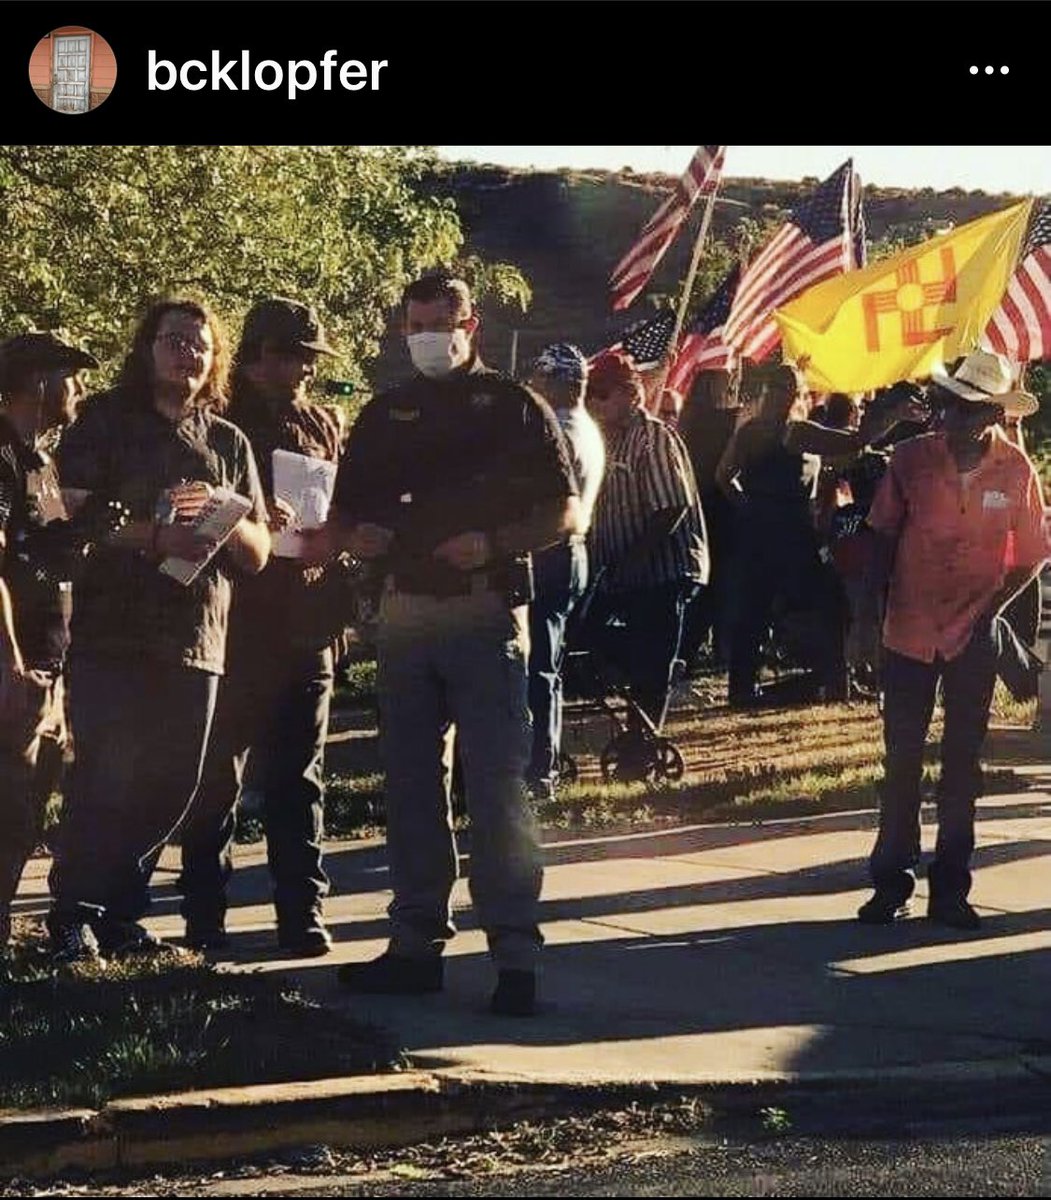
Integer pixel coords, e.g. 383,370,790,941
158,487,252,586
271,448,338,558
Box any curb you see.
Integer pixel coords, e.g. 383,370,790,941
3,1056,1051,1179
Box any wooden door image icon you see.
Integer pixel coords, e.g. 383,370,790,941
30,28,116,113
53,34,91,113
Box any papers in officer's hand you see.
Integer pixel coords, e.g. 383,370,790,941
272,449,338,558
158,488,252,586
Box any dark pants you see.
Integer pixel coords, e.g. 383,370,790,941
870,624,998,903
178,645,333,928
527,540,587,793
728,507,847,705
0,671,66,943
681,488,734,668
597,582,701,730
49,657,217,924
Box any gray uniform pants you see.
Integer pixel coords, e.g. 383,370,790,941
377,584,541,971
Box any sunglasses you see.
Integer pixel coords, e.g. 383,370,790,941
155,332,211,355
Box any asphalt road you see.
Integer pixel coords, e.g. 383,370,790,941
268,1132,1051,1197
9,1102,1051,1197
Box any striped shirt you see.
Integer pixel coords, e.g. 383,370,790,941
591,408,709,592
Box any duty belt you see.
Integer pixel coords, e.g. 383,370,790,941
388,571,503,599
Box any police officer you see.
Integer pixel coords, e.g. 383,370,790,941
0,332,98,948
178,298,342,956
322,275,580,1017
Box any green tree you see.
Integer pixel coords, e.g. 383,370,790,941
0,146,529,394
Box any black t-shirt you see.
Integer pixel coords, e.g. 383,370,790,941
56,387,267,674
734,419,819,511
0,418,71,670
225,388,344,655
333,360,577,600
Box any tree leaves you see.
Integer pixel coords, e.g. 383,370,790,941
0,146,529,395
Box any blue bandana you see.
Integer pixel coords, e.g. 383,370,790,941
531,342,587,387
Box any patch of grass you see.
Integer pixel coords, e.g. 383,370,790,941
990,678,1037,727
333,659,377,707
231,679,1034,845
325,772,386,838
237,772,388,844
760,1105,792,1134
0,929,405,1111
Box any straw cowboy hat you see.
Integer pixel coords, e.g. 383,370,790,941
929,349,1039,419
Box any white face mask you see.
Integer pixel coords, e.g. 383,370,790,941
407,329,471,379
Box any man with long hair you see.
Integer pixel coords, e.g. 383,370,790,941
46,298,270,964
178,297,342,956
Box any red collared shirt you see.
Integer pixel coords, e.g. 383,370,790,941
868,429,1048,663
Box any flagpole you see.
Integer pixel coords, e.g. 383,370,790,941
1010,195,1036,399
649,182,721,403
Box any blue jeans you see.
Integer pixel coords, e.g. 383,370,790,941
49,656,218,924
870,622,998,903
527,540,588,793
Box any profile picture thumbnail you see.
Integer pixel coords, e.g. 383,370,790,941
29,27,116,114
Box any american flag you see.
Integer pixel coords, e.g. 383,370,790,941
722,160,863,363
666,265,741,394
982,201,1051,362
592,308,677,369
609,146,726,312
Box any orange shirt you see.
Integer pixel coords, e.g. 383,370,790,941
867,430,1048,664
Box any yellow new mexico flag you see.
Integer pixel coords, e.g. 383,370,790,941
775,200,1032,393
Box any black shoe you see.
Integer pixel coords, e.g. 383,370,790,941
94,917,172,957
50,920,103,966
857,891,912,924
490,969,537,1017
337,951,443,994
184,918,229,952
277,912,333,958
928,897,981,931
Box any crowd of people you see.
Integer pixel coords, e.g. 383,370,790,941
0,272,1047,1018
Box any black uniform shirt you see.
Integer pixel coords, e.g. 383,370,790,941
0,417,71,671
333,360,577,600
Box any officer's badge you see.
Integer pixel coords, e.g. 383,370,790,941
471,393,494,411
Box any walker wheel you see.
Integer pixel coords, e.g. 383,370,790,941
557,751,579,785
655,739,685,781
600,730,660,783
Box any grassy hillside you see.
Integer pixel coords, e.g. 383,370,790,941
364,163,1022,388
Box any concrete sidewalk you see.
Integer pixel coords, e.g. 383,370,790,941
16,736,1051,1088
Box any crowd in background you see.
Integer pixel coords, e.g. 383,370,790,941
0,273,1046,1017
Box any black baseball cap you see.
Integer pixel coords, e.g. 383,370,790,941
241,297,337,356
0,331,99,391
